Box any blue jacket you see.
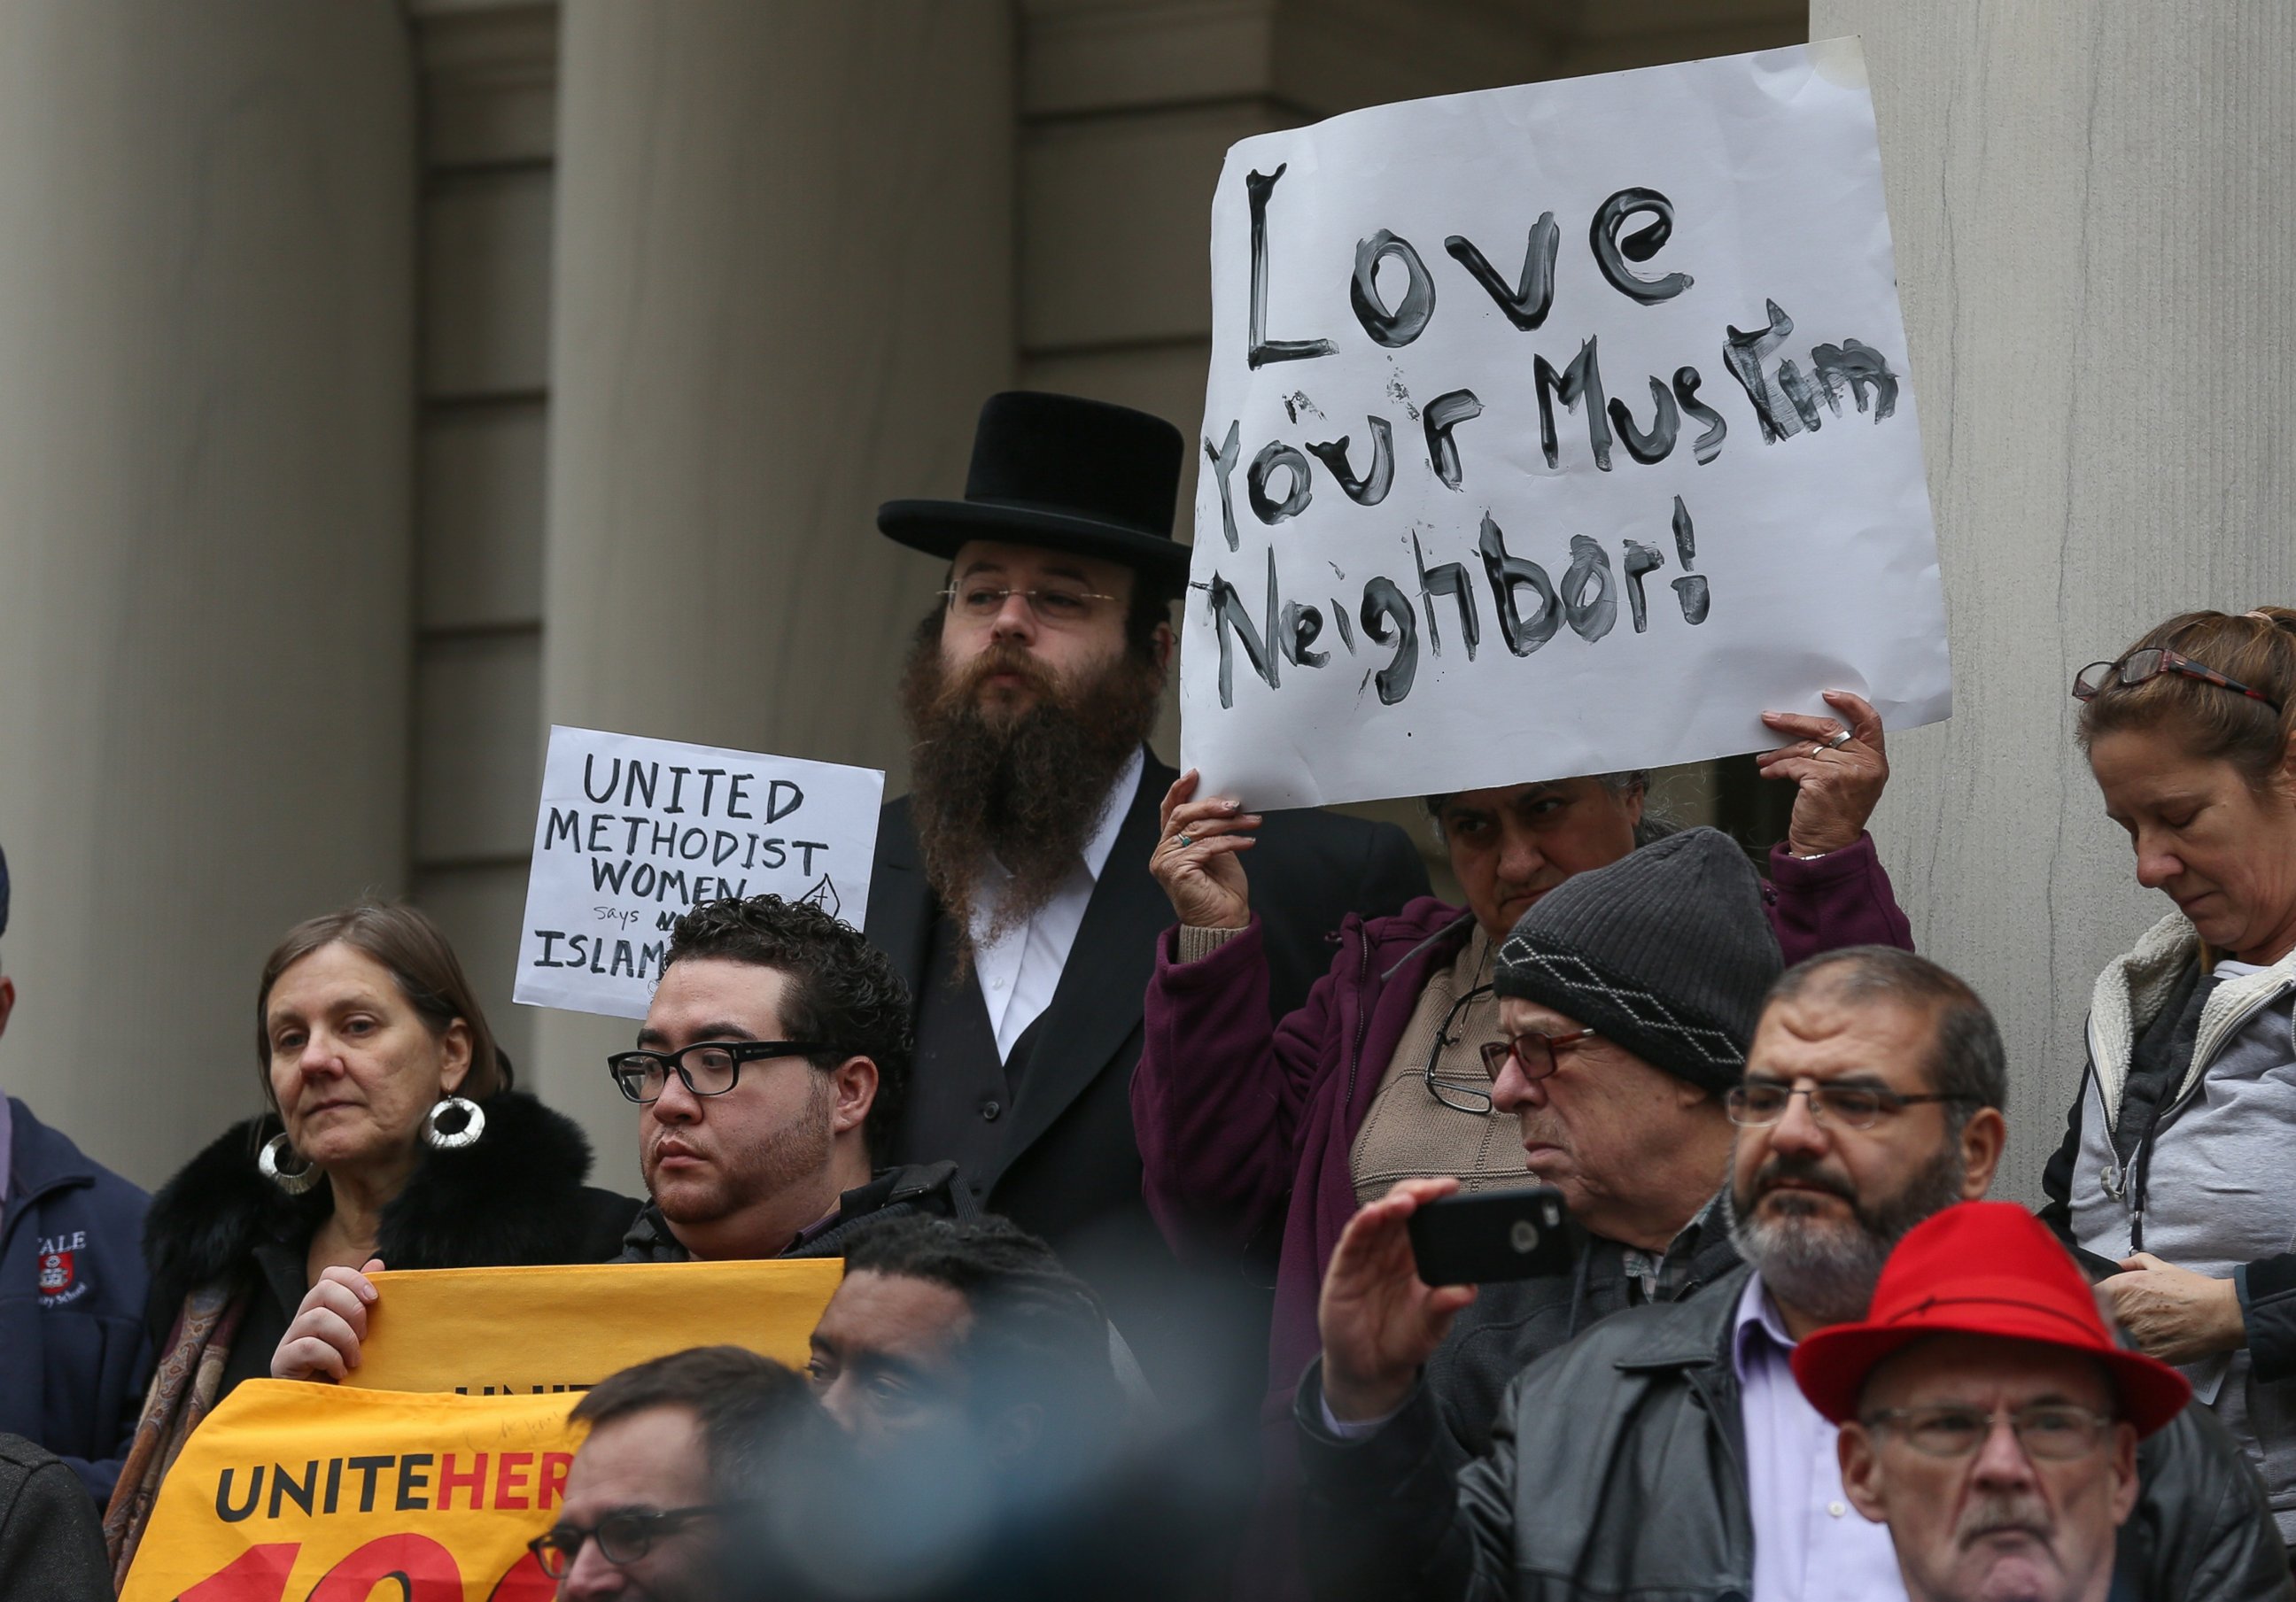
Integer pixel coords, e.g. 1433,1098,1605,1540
0,1098,152,1505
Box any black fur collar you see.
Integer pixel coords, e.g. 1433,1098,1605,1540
144,1091,602,1316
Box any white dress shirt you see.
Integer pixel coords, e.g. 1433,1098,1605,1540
1734,1272,1906,1602
966,746,1144,1062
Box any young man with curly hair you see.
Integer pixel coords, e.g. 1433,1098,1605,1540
609,894,974,1263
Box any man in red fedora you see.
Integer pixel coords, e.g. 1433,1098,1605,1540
867,391,1427,1402
1796,1202,2192,1602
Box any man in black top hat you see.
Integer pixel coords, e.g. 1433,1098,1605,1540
867,391,1428,1395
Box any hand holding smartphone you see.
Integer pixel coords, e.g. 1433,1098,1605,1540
1406,1185,1573,1286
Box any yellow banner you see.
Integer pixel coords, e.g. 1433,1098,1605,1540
345,1258,843,1393
120,1381,578,1601
120,1261,845,1599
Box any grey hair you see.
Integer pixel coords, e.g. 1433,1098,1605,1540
1424,770,1677,848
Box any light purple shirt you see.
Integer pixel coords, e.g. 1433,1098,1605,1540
1734,1272,1906,1602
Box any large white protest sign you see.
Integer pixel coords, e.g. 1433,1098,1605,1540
1179,41,1949,809
514,726,884,1019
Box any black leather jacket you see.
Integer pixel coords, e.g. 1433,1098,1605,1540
1296,1264,2293,1602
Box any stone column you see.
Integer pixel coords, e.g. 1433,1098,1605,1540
537,1,1015,1181
1810,5,2296,1196
0,3,415,1187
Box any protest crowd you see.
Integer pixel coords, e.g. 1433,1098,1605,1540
4,380,2294,1602
8,24,2296,1576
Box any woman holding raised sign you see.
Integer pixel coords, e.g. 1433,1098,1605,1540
104,902,636,1573
1132,691,1913,1590
2043,606,2296,1554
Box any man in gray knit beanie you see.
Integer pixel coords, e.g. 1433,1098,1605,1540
1315,827,1783,1434
1491,825,1784,1098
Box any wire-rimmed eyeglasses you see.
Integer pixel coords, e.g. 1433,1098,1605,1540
1860,1403,2115,1461
607,1040,834,1105
1424,983,1499,1113
942,584,1121,627
1724,1080,1979,1131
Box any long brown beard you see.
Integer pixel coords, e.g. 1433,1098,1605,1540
898,611,1164,971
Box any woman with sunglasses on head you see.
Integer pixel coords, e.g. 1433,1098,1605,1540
1133,693,1918,1597
2042,605,2296,1551
105,903,636,1575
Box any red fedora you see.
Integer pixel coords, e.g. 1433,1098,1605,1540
1792,1202,2191,1438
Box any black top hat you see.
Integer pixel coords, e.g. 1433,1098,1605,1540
878,392,1191,584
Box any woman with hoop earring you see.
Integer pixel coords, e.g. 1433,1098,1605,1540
104,902,635,1573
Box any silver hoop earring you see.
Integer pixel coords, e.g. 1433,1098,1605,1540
258,1133,322,1195
423,1094,485,1151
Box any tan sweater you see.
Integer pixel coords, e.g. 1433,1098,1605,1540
1347,925,1532,1205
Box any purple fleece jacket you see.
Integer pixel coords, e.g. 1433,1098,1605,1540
1132,832,1915,1410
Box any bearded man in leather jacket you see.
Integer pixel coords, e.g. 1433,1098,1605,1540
1298,948,2292,1602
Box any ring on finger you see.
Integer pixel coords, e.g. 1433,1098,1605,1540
1822,728,1854,749
1175,833,1193,848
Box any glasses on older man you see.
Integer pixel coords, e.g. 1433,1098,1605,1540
1861,1403,2115,1460
2072,647,2282,713
527,1504,730,1577
942,583,1121,627
1725,1080,1977,1131
1477,1026,1602,1086
606,1040,834,1104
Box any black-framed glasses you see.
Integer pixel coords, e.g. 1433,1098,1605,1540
942,584,1121,626
1725,1080,1978,1131
607,1040,834,1105
1424,984,1498,1114
527,1504,730,1577
2072,647,2282,713
1861,1403,2115,1461
1478,1026,1602,1085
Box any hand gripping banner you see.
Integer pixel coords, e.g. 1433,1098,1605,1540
119,1381,577,1601
121,1259,843,1598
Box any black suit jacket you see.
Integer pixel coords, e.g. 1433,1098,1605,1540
865,753,1428,1381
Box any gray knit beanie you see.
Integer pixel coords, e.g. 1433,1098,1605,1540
1492,827,1781,1095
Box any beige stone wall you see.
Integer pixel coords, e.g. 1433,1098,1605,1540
531,1,1020,1184
0,2,415,1187
1811,4,2296,1200
406,0,561,1082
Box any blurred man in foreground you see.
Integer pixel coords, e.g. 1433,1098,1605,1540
791,1213,1195,1600
535,1346,825,1602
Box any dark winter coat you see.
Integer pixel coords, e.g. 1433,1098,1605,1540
868,748,1427,1405
612,1159,980,1262
1295,1263,2292,1602
0,1096,151,1507
142,1091,637,1405
0,1434,112,1602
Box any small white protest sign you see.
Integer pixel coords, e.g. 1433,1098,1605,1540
513,726,884,1020
1180,40,1950,809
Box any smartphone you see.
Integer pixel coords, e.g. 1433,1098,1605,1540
1407,1186,1574,1286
